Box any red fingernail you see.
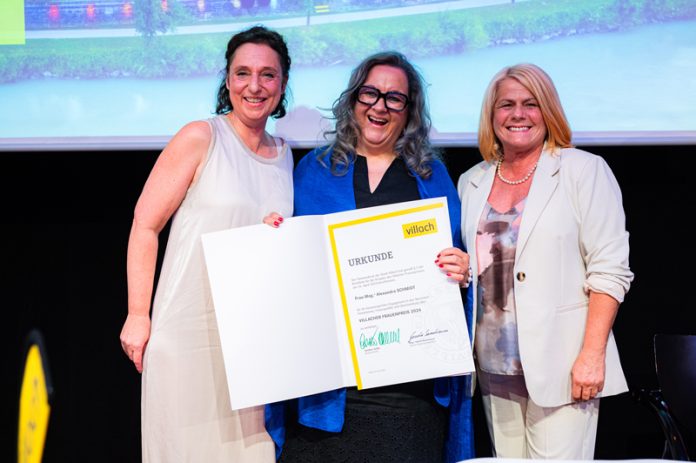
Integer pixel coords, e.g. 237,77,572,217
273,221,279,226
437,253,441,257
435,259,439,263
439,264,444,268
278,217,283,222
446,273,451,277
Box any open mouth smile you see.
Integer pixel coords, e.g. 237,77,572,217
368,115,388,126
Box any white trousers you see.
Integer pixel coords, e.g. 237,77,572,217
478,371,599,459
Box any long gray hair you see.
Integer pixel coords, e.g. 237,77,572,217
321,51,439,178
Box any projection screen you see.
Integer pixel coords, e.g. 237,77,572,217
1,0,695,151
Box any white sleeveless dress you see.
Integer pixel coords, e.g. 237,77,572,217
141,115,293,462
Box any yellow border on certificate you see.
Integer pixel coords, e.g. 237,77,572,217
328,201,444,389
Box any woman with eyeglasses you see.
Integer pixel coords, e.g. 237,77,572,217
264,52,474,463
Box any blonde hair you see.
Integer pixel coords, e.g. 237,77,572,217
478,63,572,162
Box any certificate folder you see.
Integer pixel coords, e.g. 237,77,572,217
202,197,474,411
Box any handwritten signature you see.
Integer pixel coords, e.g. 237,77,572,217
408,328,448,344
359,328,400,349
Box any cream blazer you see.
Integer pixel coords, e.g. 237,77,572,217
458,147,633,407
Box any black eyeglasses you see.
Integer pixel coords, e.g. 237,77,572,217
356,85,409,112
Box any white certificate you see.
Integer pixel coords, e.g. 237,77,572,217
202,197,474,410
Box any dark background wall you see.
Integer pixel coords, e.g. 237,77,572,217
3,144,694,462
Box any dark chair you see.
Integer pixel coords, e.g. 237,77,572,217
655,335,696,455
634,334,696,460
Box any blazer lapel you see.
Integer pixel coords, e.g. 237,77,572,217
461,162,494,340
515,150,560,262
464,162,495,275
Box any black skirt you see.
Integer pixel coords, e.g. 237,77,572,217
279,380,447,463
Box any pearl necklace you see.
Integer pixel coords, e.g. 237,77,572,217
496,157,538,185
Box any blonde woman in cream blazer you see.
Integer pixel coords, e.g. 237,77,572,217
459,64,633,459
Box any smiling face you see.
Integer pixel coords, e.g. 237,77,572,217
493,77,547,158
354,64,409,157
226,42,286,129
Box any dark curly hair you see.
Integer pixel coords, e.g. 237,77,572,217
215,26,291,118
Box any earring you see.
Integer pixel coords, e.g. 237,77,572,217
493,143,502,159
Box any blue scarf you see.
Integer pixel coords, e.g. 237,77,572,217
265,147,474,462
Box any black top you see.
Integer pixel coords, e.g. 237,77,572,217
353,154,420,208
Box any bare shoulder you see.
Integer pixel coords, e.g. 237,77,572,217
159,120,212,165
172,120,212,148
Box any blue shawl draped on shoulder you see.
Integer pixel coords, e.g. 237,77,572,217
265,147,474,462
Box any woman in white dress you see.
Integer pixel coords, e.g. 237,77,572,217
119,26,293,462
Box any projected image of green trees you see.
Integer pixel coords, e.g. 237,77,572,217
1,0,695,82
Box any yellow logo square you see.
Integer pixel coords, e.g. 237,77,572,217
402,218,438,239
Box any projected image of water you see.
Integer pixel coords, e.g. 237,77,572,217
1,0,694,146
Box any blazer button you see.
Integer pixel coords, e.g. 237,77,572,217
516,271,526,282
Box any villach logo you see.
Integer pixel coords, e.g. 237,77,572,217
1,0,26,45
402,218,438,239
